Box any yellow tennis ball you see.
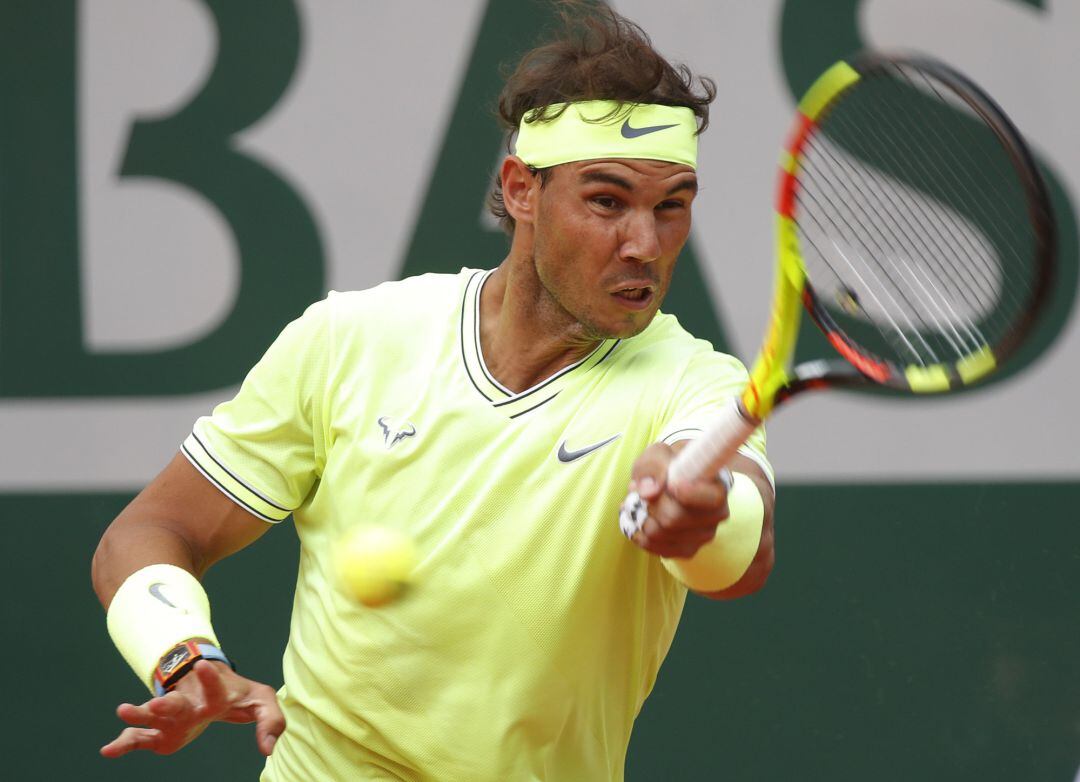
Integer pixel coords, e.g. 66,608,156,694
333,525,417,607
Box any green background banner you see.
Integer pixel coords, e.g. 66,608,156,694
3,485,1077,780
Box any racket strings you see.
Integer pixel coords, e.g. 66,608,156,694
901,65,1040,277
799,138,987,363
793,66,1040,370
798,161,1000,368
824,107,1005,313
894,67,1040,335
799,135,984,354
818,100,1007,311
888,68,1037,287
795,168,949,365
889,66,1036,302
807,244,944,365
807,115,1001,354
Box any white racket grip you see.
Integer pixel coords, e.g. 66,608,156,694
668,397,760,484
618,397,758,540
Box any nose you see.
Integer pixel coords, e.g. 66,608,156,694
619,209,661,264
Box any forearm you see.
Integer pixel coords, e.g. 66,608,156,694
92,514,202,611
95,510,232,692
92,453,273,611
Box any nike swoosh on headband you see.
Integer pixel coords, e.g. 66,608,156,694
620,119,680,139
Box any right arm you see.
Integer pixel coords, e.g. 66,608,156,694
92,453,285,758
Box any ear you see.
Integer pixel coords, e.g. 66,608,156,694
500,155,540,226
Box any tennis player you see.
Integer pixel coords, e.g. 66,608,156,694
92,4,775,779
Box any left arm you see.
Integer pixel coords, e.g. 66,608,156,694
628,444,776,599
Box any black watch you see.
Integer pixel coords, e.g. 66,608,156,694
152,639,233,697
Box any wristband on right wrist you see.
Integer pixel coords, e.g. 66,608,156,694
661,471,766,591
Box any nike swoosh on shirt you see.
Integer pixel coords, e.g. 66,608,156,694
620,119,679,139
557,434,621,463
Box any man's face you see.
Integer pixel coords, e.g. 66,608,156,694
530,158,697,340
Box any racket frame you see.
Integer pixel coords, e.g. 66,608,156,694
749,52,1056,419
620,51,1056,530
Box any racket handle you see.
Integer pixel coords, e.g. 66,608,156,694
668,397,759,484
618,397,760,540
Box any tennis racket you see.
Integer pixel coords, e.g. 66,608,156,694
620,51,1056,537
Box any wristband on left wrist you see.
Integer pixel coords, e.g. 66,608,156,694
106,563,223,693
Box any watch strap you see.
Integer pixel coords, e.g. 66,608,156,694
152,639,233,697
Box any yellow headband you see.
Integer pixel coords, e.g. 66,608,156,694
514,100,698,169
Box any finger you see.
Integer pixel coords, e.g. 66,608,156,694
253,693,287,756
193,660,230,714
147,691,188,719
672,526,719,550
667,475,728,513
634,512,717,555
116,701,156,726
639,516,717,546
630,443,673,500
100,727,162,758
636,475,661,501
633,532,697,559
661,542,709,559
648,491,724,534
632,517,703,558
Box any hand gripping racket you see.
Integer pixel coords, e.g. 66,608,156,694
620,52,1056,538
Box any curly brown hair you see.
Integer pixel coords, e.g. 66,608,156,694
488,1,716,234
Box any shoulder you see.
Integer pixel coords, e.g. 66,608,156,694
322,269,476,322
615,311,748,382
309,269,482,367
298,269,480,345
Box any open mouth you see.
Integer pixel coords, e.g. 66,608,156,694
611,286,655,309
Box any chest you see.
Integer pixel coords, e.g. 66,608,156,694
313,345,652,559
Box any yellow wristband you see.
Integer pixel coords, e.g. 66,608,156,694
661,472,766,591
106,564,221,692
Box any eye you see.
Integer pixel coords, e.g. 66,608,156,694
591,195,621,210
657,199,687,211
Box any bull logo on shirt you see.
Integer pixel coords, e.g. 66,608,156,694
377,416,417,449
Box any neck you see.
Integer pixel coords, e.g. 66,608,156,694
478,250,602,394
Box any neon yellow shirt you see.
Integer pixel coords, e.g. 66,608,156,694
182,268,771,781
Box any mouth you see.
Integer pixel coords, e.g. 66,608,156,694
610,284,656,310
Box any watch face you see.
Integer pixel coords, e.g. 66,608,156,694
160,647,192,676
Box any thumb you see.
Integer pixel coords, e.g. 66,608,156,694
254,698,286,756
631,443,673,500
